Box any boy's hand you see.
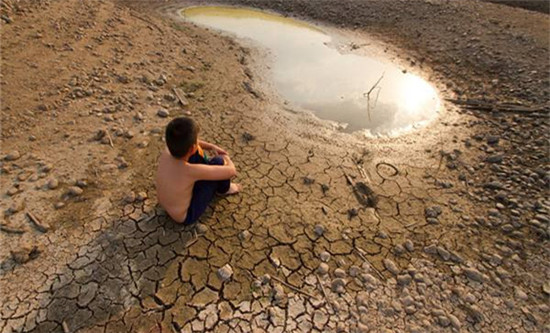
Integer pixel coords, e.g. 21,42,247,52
213,145,227,155
222,154,232,165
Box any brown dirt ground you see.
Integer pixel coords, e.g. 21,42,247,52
0,0,548,332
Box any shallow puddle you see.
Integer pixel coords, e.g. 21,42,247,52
182,6,440,135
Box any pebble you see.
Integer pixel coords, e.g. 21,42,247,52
319,251,331,262
67,186,83,196
238,230,251,242
448,313,461,329
334,268,346,278
136,191,148,201
317,263,329,275
463,267,484,282
47,178,59,189
5,150,21,161
514,287,528,301
124,191,136,203
196,223,208,234
157,109,169,118
54,202,65,209
349,265,361,277
314,224,325,237
486,154,503,163
217,264,233,282
383,258,400,275
404,239,414,252
331,278,346,294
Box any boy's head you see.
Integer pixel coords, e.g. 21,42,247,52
165,117,199,158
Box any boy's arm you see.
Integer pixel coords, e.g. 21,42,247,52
198,140,227,155
188,159,236,181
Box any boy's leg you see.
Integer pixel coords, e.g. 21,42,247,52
184,156,231,224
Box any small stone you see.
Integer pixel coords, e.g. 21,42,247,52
124,191,136,203
383,258,400,275
486,154,503,163
217,264,233,282
157,109,169,118
543,281,550,295
7,187,19,196
463,267,484,282
314,224,325,237
54,202,65,209
334,268,346,278
349,265,361,277
448,313,461,329
397,274,412,286
47,178,59,189
136,191,148,201
331,281,346,294
515,287,528,301
196,223,208,234
5,151,21,161
317,263,329,275
404,240,414,252
11,244,40,264
269,256,281,268
67,186,83,196
238,230,251,241
319,251,331,262
426,217,440,225
261,274,271,284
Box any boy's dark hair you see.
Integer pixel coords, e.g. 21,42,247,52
165,117,199,158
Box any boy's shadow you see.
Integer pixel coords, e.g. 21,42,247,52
20,205,216,332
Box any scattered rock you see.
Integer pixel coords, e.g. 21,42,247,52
383,258,400,275
334,268,346,278
331,278,346,294
314,224,325,237
157,108,169,118
319,251,331,262
404,239,414,252
11,243,40,264
47,178,59,189
317,263,329,275
195,223,208,234
463,267,484,282
136,191,148,201
486,154,503,163
5,151,21,161
124,191,136,203
67,186,83,196
217,264,233,282
238,230,251,241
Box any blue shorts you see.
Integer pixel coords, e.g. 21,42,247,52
183,152,230,224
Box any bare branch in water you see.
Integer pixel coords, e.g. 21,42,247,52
364,72,385,121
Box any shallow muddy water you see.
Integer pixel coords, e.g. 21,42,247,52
182,6,440,135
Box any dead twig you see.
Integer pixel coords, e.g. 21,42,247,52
353,247,385,281
363,72,385,121
106,130,114,148
26,212,49,233
270,275,318,299
446,98,549,114
316,274,335,311
173,87,189,107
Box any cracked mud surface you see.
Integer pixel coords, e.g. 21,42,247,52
1,0,549,332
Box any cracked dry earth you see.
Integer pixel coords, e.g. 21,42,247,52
1,0,549,333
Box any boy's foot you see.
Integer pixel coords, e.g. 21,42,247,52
224,183,242,195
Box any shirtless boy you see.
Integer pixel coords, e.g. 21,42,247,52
156,117,241,224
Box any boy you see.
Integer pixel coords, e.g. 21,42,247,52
156,117,241,224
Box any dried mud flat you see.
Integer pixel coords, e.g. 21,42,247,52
0,0,549,332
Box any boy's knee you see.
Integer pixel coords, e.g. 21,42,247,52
209,156,225,166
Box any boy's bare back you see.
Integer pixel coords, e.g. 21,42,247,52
156,149,196,223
